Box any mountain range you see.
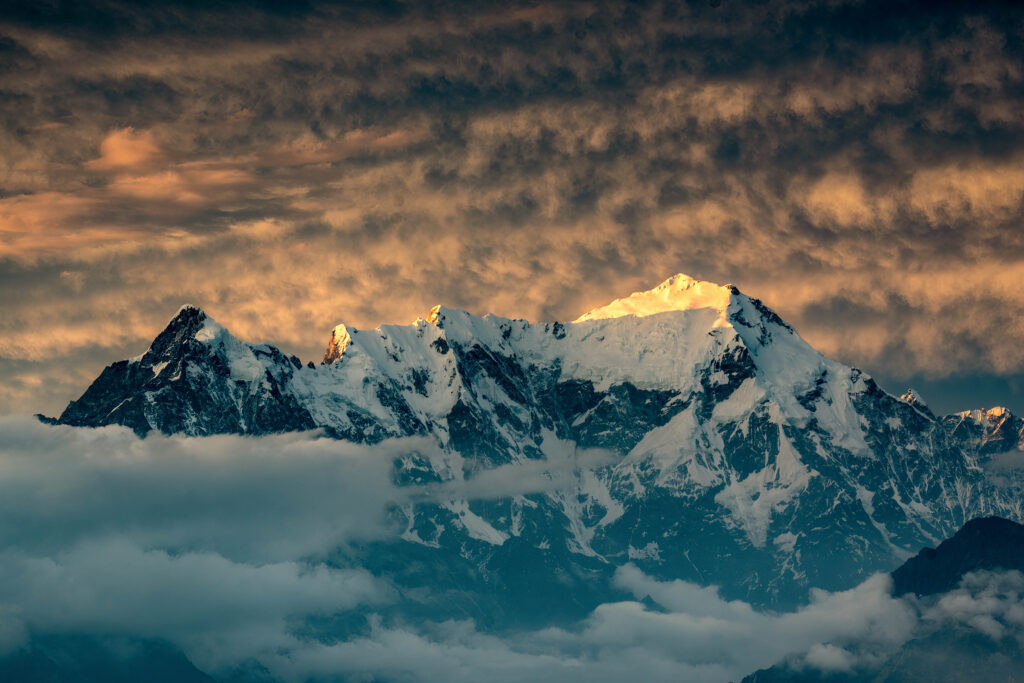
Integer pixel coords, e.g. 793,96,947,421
43,274,1024,611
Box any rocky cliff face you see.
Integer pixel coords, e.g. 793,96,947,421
48,274,1024,607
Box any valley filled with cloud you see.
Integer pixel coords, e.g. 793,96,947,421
1,416,1021,682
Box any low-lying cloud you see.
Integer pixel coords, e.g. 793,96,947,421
265,567,1024,683
0,417,405,561
0,541,388,669
1,417,1023,681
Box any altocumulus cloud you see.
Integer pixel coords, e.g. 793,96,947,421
2,417,1024,681
3,0,1024,417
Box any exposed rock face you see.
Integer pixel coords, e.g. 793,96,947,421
47,275,1024,607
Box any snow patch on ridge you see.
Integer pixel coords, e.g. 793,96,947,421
193,315,266,384
714,433,812,547
446,500,509,545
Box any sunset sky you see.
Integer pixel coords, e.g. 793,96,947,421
2,0,1023,417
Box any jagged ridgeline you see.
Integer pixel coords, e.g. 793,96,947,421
46,275,1024,609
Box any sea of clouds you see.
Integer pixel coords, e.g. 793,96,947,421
1,415,1022,682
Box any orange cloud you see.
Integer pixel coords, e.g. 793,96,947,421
798,172,896,228
87,128,165,170
261,128,428,167
909,160,1024,223
4,0,1024,420
107,164,253,205
0,192,142,258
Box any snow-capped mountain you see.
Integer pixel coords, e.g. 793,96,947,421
49,274,1024,607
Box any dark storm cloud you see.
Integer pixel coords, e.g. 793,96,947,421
2,0,1024,414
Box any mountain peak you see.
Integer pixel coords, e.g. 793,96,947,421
427,304,444,326
166,304,206,327
900,388,926,405
323,324,353,364
146,305,209,353
146,305,242,360
574,273,739,323
899,388,936,420
174,303,204,316
899,387,932,411
953,405,1017,425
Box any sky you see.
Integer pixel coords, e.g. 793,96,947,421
1,0,1023,416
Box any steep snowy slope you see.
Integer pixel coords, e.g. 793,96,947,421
48,274,1024,606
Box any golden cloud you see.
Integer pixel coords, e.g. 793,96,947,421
86,128,166,170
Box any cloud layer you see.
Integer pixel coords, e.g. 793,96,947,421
1,0,1024,415
1,416,1023,681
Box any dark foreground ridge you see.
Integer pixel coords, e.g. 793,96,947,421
743,516,1024,683
891,516,1024,597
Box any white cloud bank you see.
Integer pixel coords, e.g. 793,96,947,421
0,416,1021,681
272,570,917,683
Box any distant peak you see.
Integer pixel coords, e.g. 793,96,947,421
160,305,242,349
156,304,208,335
574,274,739,323
900,388,927,406
899,388,936,419
427,304,471,328
956,406,1013,418
323,324,353,364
